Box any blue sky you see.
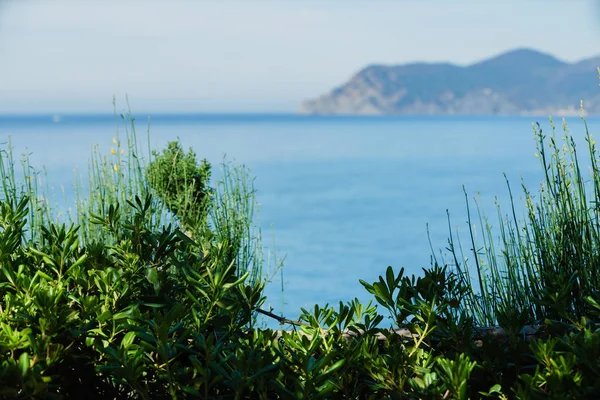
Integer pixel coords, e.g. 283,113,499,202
1,0,599,114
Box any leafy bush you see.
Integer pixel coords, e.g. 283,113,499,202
146,141,211,233
0,193,266,398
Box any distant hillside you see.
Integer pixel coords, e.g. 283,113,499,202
298,49,600,116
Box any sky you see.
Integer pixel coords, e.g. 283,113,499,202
0,0,599,114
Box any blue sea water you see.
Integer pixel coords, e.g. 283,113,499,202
1,113,598,324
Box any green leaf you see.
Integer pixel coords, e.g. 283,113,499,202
323,358,345,376
18,352,29,377
146,267,160,293
113,308,137,320
222,271,249,290
385,266,396,292
359,279,375,294
146,267,159,285
67,254,88,273
36,270,53,282
97,310,113,323
140,302,166,308
121,331,136,349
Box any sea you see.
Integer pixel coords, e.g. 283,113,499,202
1,113,598,325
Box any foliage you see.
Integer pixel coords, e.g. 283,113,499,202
445,115,600,327
0,210,488,399
2,214,600,399
146,141,211,233
442,67,600,328
0,193,267,398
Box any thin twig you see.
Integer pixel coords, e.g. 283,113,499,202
255,307,311,327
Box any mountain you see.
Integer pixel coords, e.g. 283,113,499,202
298,49,600,116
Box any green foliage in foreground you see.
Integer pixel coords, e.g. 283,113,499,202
0,206,600,399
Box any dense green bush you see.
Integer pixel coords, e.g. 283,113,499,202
0,193,266,398
1,210,598,399
145,141,211,233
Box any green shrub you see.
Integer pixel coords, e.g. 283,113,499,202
145,141,211,233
